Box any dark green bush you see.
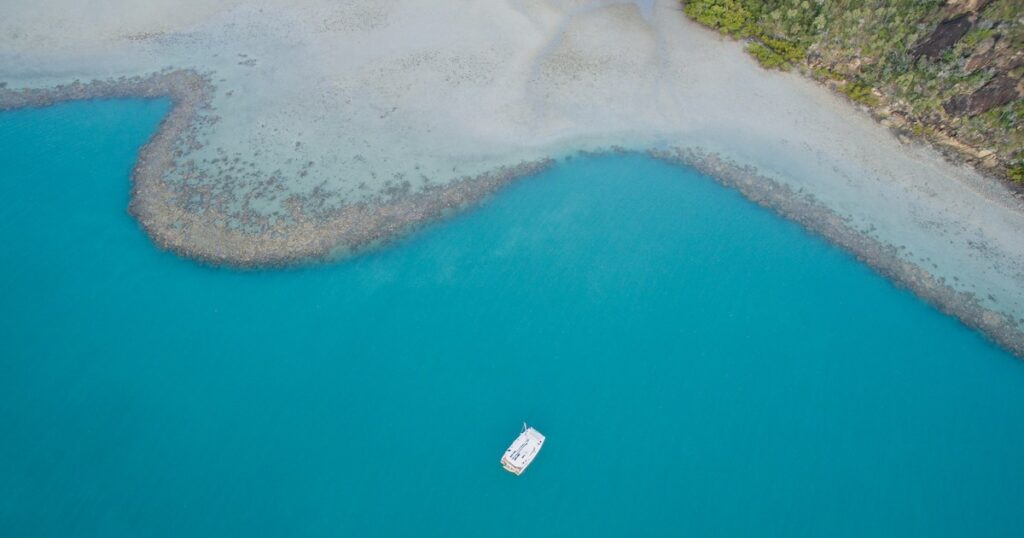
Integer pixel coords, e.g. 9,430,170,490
683,0,754,37
839,82,881,107
1009,162,1024,184
760,36,806,64
812,67,844,81
748,43,790,69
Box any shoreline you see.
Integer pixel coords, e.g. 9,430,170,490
814,76,1024,202
680,0,1024,191
2,70,1023,358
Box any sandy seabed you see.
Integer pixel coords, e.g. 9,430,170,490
1,0,1023,356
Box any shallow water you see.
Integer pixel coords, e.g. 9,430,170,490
1,100,1023,537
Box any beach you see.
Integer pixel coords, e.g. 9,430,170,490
1,0,1022,355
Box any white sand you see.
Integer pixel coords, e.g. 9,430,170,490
2,1,1022,332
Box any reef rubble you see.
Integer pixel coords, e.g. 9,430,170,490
0,70,554,266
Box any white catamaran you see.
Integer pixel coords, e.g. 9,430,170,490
501,423,545,476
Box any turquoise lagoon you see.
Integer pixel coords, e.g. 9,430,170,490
1,100,1023,537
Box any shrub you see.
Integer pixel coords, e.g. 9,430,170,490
840,82,881,106
748,43,790,69
813,67,844,81
684,0,754,37
960,28,994,49
761,36,806,63
1009,162,1024,184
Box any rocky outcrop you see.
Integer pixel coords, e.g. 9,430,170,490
965,36,1024,74
686,0,1023,185
912,0,999,60
942,0,995,19
965,36,1000,72
945,75,1021,116
912,14,974,59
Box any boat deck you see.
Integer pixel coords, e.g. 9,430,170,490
501,425,545,475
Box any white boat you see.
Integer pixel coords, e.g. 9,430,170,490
501,423,545,476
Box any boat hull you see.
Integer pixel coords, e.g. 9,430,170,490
501,426,545,475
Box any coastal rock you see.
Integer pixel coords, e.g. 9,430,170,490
965,36,999,72
944,94,970,115
968,38,1024,74
1004,52,1024,72
912,14,975,59
966,75,1021,116
942,0,995,19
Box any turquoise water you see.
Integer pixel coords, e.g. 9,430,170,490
2,99,1023,537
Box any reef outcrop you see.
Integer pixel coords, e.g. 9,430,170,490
1,70,556,266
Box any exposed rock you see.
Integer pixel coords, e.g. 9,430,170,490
1004,52,1024,72
944,94,969,115
967,75,1022,115
942,0,995,19
913,14,975,59
977,38,1024,74
964,40,1024,107
965,36,998,72
932,128,977,155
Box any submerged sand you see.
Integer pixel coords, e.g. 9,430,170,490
1,0,1022,356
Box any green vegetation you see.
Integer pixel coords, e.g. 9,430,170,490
684,1,808,69
760,36,806,64
911,122,938,138
960,28,994,49
682,0,1024,182
839,81,881,107
812,66,844,81
1010,162,1024,183
748,42,790,69
683,0,754,37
